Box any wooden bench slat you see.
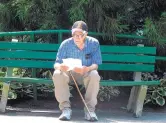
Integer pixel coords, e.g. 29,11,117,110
101,45,156,54
0,42,156,55
0,77,160,86
100,80,160,86
0,60,154,72
0,42,60,51
0,60,54,68
0,51,56,60
0,77,52,84
99,63,154,72
0,51,155,63
102,54,155,63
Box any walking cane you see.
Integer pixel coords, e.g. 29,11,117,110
69,71,94,120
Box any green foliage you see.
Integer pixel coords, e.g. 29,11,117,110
8,90,17,99
143,73,166,106
0,71,5,77
0,0,165,43
145,80,166,106
13,68,24,76
13,0,33,22
0,3,12,31
143,12,166,43
143,15,166,44
157,12,166,38
39,0,59,29
144,18,161,43
98,86,120,102
69,0,88,22
0,70,5,93
0,82,2,91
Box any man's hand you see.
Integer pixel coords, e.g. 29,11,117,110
56,63,69,72
73,66,90,75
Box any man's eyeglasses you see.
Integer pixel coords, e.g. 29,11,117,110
72,34,85,38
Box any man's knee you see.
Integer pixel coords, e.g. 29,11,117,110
89,70,100,81
52,70,62,84
53,70,62,78
52,70,69,84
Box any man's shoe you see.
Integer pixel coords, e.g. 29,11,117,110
59,108,72,121
85,111,98,121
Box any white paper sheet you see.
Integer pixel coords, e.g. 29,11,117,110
62,58,82,70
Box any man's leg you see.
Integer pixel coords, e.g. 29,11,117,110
52,70,72,120
83,70,100,121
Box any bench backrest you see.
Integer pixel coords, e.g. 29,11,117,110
0,42,156,72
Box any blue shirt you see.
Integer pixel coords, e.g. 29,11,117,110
55,36,102,66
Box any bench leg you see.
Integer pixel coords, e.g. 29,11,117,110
127,71,147,117
32,69,37,102
127,72,141,112
127,86,138,112
0,67,13,112
0,82,10,112
133,85,147,117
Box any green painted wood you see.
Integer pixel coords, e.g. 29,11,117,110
100,45,156,54
0,60,54,69
0,60,154,72
99,63,154,72
30,34,35,41
0,51,56,60
100,80,160,86
102,54,155,63
0,51,155,63
0,72,5,77
0,42,60,51
156,56,166,61
0,77,160,86
0,42,156,55
0,29,165,41
0,77,53,84
0,30,70,36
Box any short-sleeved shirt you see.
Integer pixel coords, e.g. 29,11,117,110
55,36,102,66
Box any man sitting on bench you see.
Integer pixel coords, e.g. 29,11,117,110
52,20,102,121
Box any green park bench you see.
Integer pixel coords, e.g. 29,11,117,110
0,41,160,117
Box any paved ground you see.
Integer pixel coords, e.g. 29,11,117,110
1,90,166,123
0,107,166,123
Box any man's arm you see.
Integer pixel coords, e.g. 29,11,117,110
74,64,98,75
91,41,102,67
54,41,68,71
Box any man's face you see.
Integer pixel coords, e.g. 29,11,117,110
72,31,87,47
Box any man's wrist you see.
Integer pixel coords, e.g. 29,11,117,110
87,66,92,72
87,64,98,72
